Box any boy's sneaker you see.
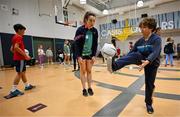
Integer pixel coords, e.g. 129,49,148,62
25,84,36,91
146,104,154,114
82,89,88,97
88,88,94,96
107,57,113,73
4,89,24,99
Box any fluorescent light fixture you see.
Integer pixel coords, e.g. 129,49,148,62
80,0,86,4
137,0,144,7
103,9,109,15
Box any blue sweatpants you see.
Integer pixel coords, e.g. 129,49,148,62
112,51,158,105
112,52,144,71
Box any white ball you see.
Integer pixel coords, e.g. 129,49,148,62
101,43,116,58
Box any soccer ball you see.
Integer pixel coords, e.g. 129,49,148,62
101,43,116,58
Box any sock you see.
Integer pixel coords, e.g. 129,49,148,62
11,85,17,92
24,83,30,87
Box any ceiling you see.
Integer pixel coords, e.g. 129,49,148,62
87,0,151,11
70,0,177,16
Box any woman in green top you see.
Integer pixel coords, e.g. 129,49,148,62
74,12,98,96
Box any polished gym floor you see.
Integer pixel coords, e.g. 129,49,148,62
0,59,180,117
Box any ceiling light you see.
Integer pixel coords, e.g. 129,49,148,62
80,0,86,4
103,9,109,15
137,0,144,7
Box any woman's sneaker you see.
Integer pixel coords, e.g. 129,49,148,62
82,89,88,97
25,84,36,91
88,88,94,96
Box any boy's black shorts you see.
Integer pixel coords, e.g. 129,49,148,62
14,60,26,72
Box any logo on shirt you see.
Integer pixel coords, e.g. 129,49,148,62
137,45,153,53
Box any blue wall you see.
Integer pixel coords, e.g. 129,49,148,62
0,33,66,66
0,33,33,66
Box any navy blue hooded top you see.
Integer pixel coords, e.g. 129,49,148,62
130,33,162,66
74,25,98,58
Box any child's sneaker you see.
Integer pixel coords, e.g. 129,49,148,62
25,84,35,91
4,89,24,99
88,88,94,96
82,89,88,97
107,57,113,73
